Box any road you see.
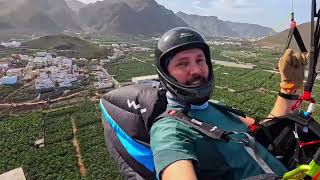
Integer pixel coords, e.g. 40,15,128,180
99,65,120,88
212,60,255,69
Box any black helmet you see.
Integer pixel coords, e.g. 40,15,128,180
155,27,213,105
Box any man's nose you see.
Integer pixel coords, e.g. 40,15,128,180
189,63,202,76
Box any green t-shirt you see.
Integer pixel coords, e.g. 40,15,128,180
150,103,287,180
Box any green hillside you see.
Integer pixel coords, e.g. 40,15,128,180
23,35,106,58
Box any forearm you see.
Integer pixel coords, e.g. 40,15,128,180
269,89,299,118
161,160,197,180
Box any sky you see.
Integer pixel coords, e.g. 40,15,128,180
78,0,313,32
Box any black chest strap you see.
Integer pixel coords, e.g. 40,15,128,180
156,109,230,142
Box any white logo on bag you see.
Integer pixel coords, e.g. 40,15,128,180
210,126,217,132
191,119,203,126
127,99,147,114
180,32,192,38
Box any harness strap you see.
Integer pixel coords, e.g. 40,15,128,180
284,21,307,52
244,146,275,174
157,109,230,142
267,126,291,152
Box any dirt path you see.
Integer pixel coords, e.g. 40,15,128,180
71,116,87,177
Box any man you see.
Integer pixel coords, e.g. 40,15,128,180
151,27,309,180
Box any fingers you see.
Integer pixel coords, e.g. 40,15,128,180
279,49,294,66
292,52,300,67
284,49,294,57
301,53,309,65
294,52,309,66
282,49,309,67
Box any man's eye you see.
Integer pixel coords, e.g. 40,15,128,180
197,59,205,63
177,62,188,67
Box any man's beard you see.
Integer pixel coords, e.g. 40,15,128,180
185,75,208,86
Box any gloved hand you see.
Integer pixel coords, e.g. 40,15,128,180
278,49,309,92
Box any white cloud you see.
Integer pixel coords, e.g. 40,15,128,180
77,0,102,4
212,0,258,10
192,0,206,10
192,1,201,5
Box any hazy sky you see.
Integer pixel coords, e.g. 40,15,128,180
77,0,312,31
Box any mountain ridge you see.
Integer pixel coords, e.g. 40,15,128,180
176,11,275,38
0,0,277,39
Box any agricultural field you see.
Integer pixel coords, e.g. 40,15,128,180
2,86,38,103
0,85,17,102
213,66,282,118
104,50,156,82
210,46,282,69
0,101,121,180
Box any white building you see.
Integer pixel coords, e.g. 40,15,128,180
79,58,87,61
100,59,110,64
111,44,120,48
33,57,47,68
0,76,17,85
1,41,21,48
0,58,13,66
132,47,152,52
132,75,159,84
18,54,32,62
23,70,38,81
0,63,9,72
59,79,72,88
46,55,54,66
72,64,78,72
59,58,72,70
94,82,113,89
6,68,23,78
35,78,54,92
39,72,49,79
50,72,66,83
36,52,50,57
45,66,60,74
65,74,78,82
52,57,61,66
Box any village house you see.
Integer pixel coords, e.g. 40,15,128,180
0,76,17,85
58,79,72,88
58,58,72,72
36,52,50,57
33,57,47,68
0,63,9,72
35,78,55,92
0,41,21,48
94,82,113,90
6,68,24,78
23,70,39,81
132,75,159,84
0,57,14,66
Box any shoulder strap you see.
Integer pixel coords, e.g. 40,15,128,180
156,109,230,142
154,102,247,142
